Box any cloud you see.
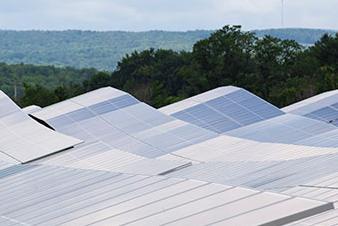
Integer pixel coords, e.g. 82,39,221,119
0,0,337,31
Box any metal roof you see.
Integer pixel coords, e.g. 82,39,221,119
0,91,82,163
0,164,331,226
1,86,338,225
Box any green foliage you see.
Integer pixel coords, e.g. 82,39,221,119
20,83,59,107
0,30,211,71
253,28,336,45
0,29,335,71
0,63,97,100
105,26,338,108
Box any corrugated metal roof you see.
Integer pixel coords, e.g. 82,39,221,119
2,86,338,225
0,91,82,163
0,164,331,226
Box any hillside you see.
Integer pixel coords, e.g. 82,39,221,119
253,28,336,45
0,30,211,71
0,28,336,71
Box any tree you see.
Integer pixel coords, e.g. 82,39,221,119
20,83,58,107
192,25,257,89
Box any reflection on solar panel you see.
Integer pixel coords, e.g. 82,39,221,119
0,91,82,163
1,86,338,225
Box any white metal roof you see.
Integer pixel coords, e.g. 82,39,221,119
1,86,338,225
0,91,82,163
0,164,331,226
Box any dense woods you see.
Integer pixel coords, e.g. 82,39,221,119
2,26,338,108
253,28,336,45
0,30,211,70
0,29,334,70
0,63,97,100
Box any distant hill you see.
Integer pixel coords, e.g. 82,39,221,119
0,30,211,71
0,28,336,70
253,28,336,46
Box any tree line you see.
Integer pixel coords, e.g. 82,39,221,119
11,25,338,108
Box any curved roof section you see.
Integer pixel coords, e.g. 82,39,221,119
32,87,217,159
2,86,338,225
22,105,42,114
225,114,338,146
283,90,338,127
283,90,338,113
159,87,338,148
160,86,284,133
159,134,338,190
0,91,82,163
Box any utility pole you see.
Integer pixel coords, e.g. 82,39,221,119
12,76,19,101
281,0,285,28
13,80,17,101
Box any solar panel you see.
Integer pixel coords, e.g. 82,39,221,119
226,114,337,145
160,86,284,133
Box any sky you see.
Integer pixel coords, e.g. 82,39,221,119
0,0,337,31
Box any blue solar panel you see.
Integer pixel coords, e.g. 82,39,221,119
66,108,96,122
226,114,336,145
109,94,139,108
206,96,262,126
207,119,241,133
88,95,139,115
48,115,74,128
173,104,241,133
239,97,283,119
169,88,284,133
172,111,202,124
332,102,338,110
88,101,119,115
309,107,338,123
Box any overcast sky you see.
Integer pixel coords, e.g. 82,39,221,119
0,0,337,31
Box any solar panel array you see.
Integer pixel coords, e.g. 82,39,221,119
1,86,338,225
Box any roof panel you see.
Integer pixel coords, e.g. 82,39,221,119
32,87,216,161
283,90,338,127
0,91,82,163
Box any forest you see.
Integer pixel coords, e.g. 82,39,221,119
0,30,211,70
15,25,338,109
0,28,335,70
253,28,336,45
0,63,97,98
